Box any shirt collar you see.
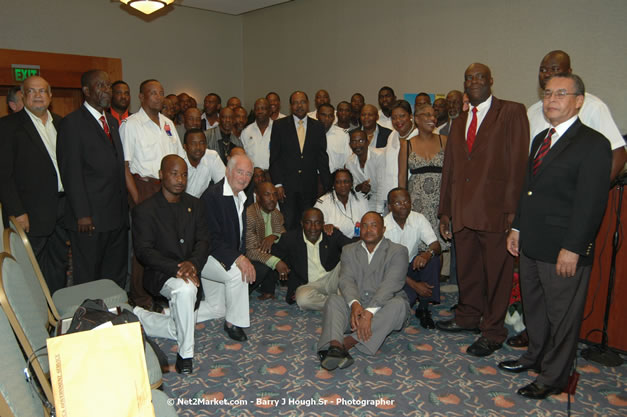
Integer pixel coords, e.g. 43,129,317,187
293,114,307,126
470,95,492,113
361,239,383,255
303,231,322,247
551,115,579,137
24,107,52,125
84,101,106,121
223,178,247,203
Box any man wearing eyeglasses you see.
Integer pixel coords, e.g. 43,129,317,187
499,73,611,399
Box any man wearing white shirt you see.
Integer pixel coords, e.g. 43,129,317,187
307,89,331,120
359,104,392,148
335,101,352,132
266,92,287,121
201,93,221,131
318,103,351,173
345,130,386,212
183,128,225,197
377,86,396,130
120,78,186,309
241,98,273,170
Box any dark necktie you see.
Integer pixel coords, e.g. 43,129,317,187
467,107,478,152
99,115,112,142
533,128,555,175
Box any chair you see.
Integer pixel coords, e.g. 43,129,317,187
5,217,127,324
0,253,163,391
0,203,5,252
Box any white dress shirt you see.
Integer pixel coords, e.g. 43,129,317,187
201,112,219,130
25,107,63,191
120,107,185,179
384,211,437,260
186,149,225,197
345,148,386,212
527,92,625,151
378,110,393,130
240,120,273,169
314,191,369,238
326,125,351,173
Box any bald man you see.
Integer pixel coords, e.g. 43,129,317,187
359,104,392,148
241,98,273,170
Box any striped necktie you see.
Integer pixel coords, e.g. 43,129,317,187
533,128,555,175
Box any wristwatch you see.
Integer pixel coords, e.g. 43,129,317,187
425,248,435,258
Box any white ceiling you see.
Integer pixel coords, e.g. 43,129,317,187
177,0,292,15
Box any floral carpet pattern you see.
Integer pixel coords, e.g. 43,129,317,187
155,287,626,416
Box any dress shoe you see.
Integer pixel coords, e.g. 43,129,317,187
517,381,561,399
257,293,276,301
498,359,540,373
286,292,296,305
506,330,529,348
321,346,354,371
224,322,247,341
175,354,193,374
435,319,480,334
317,349,328,362
466,337,502,357
415,308,435,329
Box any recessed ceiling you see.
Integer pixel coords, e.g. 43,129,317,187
177,0,292,15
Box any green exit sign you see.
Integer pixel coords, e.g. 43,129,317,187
12,64,41,82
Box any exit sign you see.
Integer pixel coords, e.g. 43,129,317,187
12,64,41,82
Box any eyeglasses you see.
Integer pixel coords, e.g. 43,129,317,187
543,89,579,100
539,65,563,74
389,200,410,207
349,138,367,144
25,88,50,96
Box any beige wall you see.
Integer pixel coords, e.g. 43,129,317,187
1,0,243,112
242,0,627,133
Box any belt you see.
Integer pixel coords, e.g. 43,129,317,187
409,166,442,175
133,174,161,184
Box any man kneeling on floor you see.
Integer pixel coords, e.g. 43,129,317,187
317,212,409,370
132,155,210,374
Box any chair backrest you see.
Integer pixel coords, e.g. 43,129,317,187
6,218,61,324
0,253,54,404
0,290,45,417
0,203,5,252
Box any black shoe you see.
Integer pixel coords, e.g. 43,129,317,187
175,354,193,374
435,318,480,334
517,381,561,399
467,337,502,357
286,292,296,305
506,331,529,348
317,349,328,362
224,322,248,341
321,346,354,371
415,308,435,329
498,359,540,373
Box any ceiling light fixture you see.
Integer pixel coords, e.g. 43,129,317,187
120,0,175,15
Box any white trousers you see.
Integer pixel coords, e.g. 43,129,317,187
134,277,198,359
197,255,250,328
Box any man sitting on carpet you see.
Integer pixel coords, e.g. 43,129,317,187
317,212,409,370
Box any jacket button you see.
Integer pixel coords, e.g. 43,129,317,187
298,170,302,174
528,191,533,196
301,155,304,159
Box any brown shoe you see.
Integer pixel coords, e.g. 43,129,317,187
257,293,276,301
506,330,529,348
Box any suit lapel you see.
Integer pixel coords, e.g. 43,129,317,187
533,119,581,179
471,97,501,154
19,110,51,159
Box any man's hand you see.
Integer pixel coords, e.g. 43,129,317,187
276,186,286,203
506,230,520,257
350,302,365,332
356,310,373,342
77,216,95,235
407,279,433,297
556,249,579,277
439,215,452,241
505,213,515,233
356,180,371,194
323,224,335,236
275,260,290,280
412,252,432,270
176,261,199,286
15,213,30,233
235,255,256,284
260,235,278,253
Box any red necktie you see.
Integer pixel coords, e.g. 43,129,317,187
467,107,478,152
533,128,555,175
99,115,112,142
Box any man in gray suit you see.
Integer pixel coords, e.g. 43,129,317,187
317,212,409,370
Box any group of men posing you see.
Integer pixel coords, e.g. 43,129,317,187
0,49,624,400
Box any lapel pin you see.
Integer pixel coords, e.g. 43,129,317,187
188,207,192,212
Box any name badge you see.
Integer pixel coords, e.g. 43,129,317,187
164,124,172,137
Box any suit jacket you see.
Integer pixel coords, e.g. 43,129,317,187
200,179,247,270
57,105,128,232
339,238,409,310
439,96,530,233
269,116,331,200
375,125,392,148
245,202,286,265
271,227,353,289
512,118,611,266
132,191,210,296
0,109,62,236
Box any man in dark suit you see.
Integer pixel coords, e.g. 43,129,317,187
437,63,530,357
199,154,255,342
269,91,331,230
132,155,210,374
272,207,353,308
57,70,128,287
498,74,611,399
0,75,68,293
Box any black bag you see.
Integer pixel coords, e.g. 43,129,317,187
67,299,142,335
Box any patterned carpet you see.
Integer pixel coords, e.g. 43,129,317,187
154,286,627,416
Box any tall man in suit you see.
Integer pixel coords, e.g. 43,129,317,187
437,63,530,357
270,91,331,230
57,70,128,287
498,74,611,399
132,155,210,374
317,212,409,370
0,75,68,293
199,154,255,342
272,207,353,308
